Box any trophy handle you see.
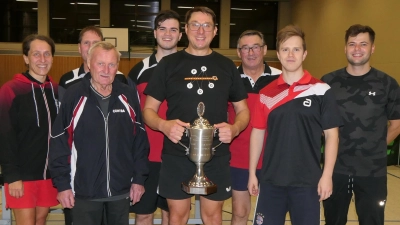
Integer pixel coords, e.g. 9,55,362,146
178,141,190,155
212,141,222,153
212,128,222,153
178,128,189,155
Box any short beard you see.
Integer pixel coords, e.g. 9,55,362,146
347,55,370,66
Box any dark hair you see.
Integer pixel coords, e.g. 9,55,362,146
276,25,306,51
78,26,103,43
154,10,181,31
345,24,375,44
22,34,55,56
185,6,217,25
237,30,265,48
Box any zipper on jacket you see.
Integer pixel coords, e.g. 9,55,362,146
98,106,112,197
40,85,52,180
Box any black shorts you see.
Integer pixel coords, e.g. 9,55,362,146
158,153,232,201
130,162,168,214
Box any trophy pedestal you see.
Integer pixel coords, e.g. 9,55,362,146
182,182,217,195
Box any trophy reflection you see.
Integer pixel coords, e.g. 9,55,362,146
178,102,221,195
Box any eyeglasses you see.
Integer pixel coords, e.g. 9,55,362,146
238,45,265,54
188,22,214,32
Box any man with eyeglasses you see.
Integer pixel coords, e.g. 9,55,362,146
228,30,281,225
127,10,182,225
143,6,249,225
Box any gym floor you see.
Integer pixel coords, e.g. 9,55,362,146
1,165,400,225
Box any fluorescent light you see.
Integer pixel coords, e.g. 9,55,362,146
32,8,38,10
231,8,253,11
131,20,151,23
177,6,193,9
70,2,98,5
52,18,66,20
124,4,135,6
138,5,150,7
136,25,152,29
230,23,236,26
88,19,100,21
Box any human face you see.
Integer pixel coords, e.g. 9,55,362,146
88,48,119,89
79,31,102,62
237,35,267,70
154,19,182,51
345,32,375,66
277,36,307,73
185,12,217,53
23,39,53,82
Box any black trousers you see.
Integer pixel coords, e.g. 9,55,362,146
71,197,130,225
323,173,387,225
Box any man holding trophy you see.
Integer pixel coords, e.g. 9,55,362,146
143,6,249,225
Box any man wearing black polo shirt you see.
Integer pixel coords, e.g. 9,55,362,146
143,6,249,225
248,25,342,225
58,26,126,100
322,24,400,225
228,30,281,225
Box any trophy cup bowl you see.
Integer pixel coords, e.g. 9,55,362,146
179,102,222,195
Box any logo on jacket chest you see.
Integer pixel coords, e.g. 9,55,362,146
113,109,126,113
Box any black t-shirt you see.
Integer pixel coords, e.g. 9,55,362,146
322,67,400,177
144,50,247,156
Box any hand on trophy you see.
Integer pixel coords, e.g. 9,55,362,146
214,122,240,143
160,119,190,143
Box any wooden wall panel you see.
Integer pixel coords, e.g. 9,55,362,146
0,55,282,86
0,55,27,86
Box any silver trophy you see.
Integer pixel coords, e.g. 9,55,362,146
179,102,222,195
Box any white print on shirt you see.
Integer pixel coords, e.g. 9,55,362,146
185,66,217,95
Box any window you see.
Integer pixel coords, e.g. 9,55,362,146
230,1,278,49
49,0,100,44
171,0,220,48
0,0,38,42
110,0,160,47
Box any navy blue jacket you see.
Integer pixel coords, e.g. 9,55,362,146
49,73,149,200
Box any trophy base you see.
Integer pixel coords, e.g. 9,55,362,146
181,183,217,195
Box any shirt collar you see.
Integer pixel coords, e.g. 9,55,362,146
277,70,312,86
238,62,273,76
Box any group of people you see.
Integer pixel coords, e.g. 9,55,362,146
0,6,398,225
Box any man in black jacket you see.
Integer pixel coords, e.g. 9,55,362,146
50,42,149,225
58,26,127,100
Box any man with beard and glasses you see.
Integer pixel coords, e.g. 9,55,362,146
127,10,182,225
322,24,400,225
228,30,281,225
143,6,249,225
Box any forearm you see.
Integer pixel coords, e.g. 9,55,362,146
322,128,339,177
143,108,166,132
232,100,250,137
387,120,400,144
232,109,250,137
249,128,265,175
